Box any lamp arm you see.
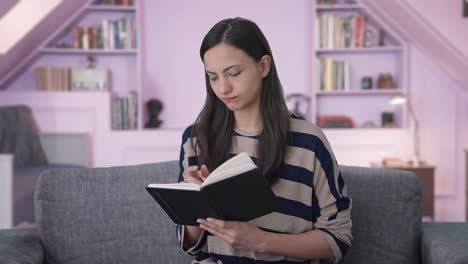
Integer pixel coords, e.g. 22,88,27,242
407,100,421,163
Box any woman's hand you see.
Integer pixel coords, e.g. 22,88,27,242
182,164,211,250
197,218,270,253
184,164,210,185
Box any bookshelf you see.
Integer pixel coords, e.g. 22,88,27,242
312,0,408,129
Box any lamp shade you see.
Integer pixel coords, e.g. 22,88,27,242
389,93,407,105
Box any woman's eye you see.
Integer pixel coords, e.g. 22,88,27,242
229,72,240,77
210,76,218,81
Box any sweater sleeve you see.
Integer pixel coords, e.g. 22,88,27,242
311,129,352,262
175,126,207,256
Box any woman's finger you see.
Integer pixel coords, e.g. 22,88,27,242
200,164,210,180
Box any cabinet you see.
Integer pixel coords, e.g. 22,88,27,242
312,0,408,129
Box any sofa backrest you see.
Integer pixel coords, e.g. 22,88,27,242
35,160,191,264
35,162,422,264
339,165,422,264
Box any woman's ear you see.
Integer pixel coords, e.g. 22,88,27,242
258,55,272,78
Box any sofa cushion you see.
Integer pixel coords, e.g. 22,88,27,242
35,161,191,264
339,166,422,264
0,105,47,167
14,164,82,226
422,222,468,264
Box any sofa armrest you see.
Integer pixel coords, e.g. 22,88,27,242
0,228,44,264
422,222,468,264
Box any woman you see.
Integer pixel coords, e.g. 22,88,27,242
176,17,352,264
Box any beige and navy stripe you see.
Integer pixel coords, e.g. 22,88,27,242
176,114,352,263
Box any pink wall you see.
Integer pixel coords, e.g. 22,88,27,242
140,0,314,128
406,0,468,59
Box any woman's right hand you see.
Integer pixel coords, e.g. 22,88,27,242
182,164,211,245
183,164,210,186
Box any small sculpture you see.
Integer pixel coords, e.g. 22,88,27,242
145,98,163,128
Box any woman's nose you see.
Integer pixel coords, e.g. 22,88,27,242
219,78,232,95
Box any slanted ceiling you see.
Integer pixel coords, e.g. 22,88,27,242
0,0,18,19
359,0,468,89
0,0,89,89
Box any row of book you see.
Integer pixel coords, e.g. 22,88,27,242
315,14,365,49
95,0,134,6
317,0,347,4
34,66,109,92
112,92,138,130
72,17,137,50
316,58,351,91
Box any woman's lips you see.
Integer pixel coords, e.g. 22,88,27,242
222,96,237,103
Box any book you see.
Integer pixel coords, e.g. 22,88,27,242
146,152,278,226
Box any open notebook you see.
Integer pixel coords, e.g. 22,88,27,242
146,152,278,225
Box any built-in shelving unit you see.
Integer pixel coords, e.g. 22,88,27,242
312,0,408,129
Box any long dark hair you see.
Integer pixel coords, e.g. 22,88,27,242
192,17,290,184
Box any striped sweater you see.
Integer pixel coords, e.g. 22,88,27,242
176,115,352,264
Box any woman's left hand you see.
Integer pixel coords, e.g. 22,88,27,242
197,218,269,252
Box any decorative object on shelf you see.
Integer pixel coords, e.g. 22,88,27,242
361,120,377,128
377,72,395,89
87,54,96,68
378,29,385,46
317,115,354,128
71,67,109,92
361,76,373,89
364,29,377,47
55,41,71,49
381,112,396,127
285,93,310,119
145,98,164,128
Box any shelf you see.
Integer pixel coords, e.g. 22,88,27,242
40,48,137,55
316,47,403,54
322,127,404,131
316,89,402,96
315,4,362,11
86,5,136,12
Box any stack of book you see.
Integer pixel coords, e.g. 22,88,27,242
72,17,137,50
34,66,109,92
316,58,350,92
111,92,138,130
315,14,365,49
96,0,134,5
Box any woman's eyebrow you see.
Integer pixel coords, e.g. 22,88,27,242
206,65,241,74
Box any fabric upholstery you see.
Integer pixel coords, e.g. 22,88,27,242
0,228,44,264
14,164,81,226
35,161,191,264
421,222,468,264
339,166,422,264
0,105,47,167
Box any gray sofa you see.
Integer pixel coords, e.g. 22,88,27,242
1,162,468,264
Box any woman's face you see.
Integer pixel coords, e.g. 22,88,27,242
203,43,270,113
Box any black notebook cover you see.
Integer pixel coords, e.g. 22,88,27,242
146,168,278,226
